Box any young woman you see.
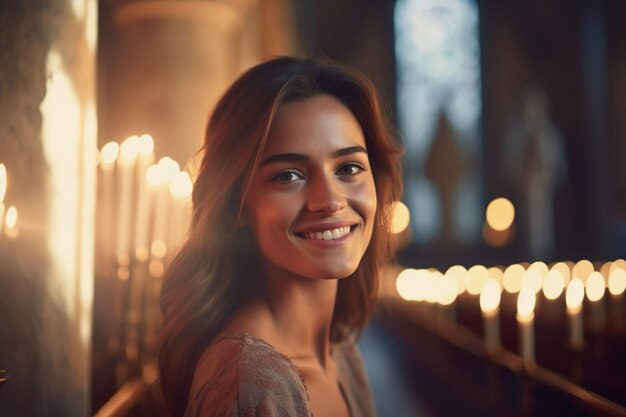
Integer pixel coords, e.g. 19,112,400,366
158,57,403,417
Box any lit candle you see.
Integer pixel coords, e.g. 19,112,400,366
151,157,178,260
608,267,626,319
168,170,193,250
134,134,155,262
566,279,585,351
503,263,525,293
586,271,606,330
437,271,458,323
116,136,140,267
480,278,502,352
98,142,119,260
0,163,7,238
5,206,18,239
517,286,536,366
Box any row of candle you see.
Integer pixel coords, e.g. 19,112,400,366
0,163,19,240
97,135,193,274
396,259,626,365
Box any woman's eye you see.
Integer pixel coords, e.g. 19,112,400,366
337,163,364,176
272,170,302,183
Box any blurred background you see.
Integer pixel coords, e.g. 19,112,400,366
1,0,626,416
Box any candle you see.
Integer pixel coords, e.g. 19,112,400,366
116,136,140,267
4,206,18,239
168,171,193,250
480,278,502,352
566,279,585,351
586,271,606,330
608,267,626,320
437,271,458,323
151,157,178,259
503,263,525,293
134,134,155,262
98,142,119,260
0,163,7,238
517,286,536,366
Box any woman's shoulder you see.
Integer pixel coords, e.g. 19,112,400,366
185,332,311,417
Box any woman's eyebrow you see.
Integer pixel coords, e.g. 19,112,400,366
260,146,368,167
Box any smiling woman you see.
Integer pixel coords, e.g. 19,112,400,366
158,57,403,417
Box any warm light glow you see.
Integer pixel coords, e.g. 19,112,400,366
390,201,411,234
566,279,585,310
100,141,119,165
520,269,542,294
138,134,155,157
482,222,513,247
487,267,504,286
0,163,6,202
599,261,612,284
445,265,467,294
542,270,565,300
146,164,164,187
503,264,525,293
5,205,17,229
585,271,605,302
396,268,418,301
528,261,549,278
466,265,488,295
551,262,571,286
157,157,180,182
151,239,167,259
572,259,594,283
485,197,515,231
517,287,536,319
480,279,501,314
135,246,149,262
608,268,626,296
438,273,458,305
149,260,164,278
120,135,140,163
610,259,626,274
170,171,193,198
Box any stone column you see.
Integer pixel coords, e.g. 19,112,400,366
0,1,98,416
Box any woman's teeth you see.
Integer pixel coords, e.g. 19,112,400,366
304,226,351,240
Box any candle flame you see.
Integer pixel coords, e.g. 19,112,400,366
100,141,119,165
390,201,410,234
120,135,140,162
585,271,605,302
487,267,504,286
572,259,594,284
5,205,17,228
485,197,515,231
503,264,525,293
542,269,565,300
566,279,585,310
151,239,167,259
438,273,458,305
550,261,571,286
138,134,155,157
0,163,6,202
480,279,501,313
528,261,549,278
445,265,467,294
517,286,536,318
520,269,542,294
157,157,180,182
466,264,488,295
608,268,626,296
169,171,193,198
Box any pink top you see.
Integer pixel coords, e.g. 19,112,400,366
184,332,376,417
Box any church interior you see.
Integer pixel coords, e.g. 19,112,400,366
1,0,626,416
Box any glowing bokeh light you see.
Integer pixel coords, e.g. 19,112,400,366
566,279,585,310
608,268,626,296
390,201,411,234
466,265,488,295
151,239,167,259
572,259,594,283
0,163,7,202
120,135,140,162
528,261,549,278
485,197,515,231
445,265,467,294
585,271,605,302
100,142,119,165
138,134,155,157
520,269,542,294
170,171,193,198
5,205,17,229
550,262,571,286
396,268,418,301
503,264,525,293
487,267,504,286
542,269,565,300
480,279,501,314
517,286,536,318
438,273,458,305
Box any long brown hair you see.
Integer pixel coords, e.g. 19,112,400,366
158,56,403,416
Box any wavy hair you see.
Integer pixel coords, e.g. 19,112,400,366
158,56,403,416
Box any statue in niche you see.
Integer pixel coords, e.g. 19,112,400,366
501,87,567,259
424,112,467,245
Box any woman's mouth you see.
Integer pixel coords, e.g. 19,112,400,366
302,226,351,241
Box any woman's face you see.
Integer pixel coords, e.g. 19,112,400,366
242,94,377,281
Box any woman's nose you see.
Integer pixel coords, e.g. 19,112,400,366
306,175,347,214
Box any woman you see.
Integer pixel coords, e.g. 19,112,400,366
159,56,403,417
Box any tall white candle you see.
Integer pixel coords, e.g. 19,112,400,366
168,171,193,250
480,278,502,351
586,271,606,330
151,157,178,259
98,142,119,260
608,267,626,319
566,279,585,351
134,134,155,262
116,136,140,266
517,286,536,366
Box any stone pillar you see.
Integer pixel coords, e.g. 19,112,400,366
0,1,98,416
